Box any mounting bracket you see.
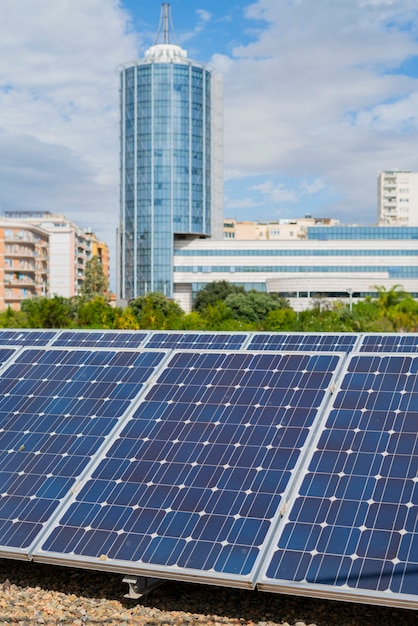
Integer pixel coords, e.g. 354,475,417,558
122,575,165,599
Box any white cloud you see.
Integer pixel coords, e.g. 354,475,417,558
224,196,260,210
213,0,418,224
251,178,326,204
196,9,211,23
180,8,213,44
0,0,138,283
251,181,298,204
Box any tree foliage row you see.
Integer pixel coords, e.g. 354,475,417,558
1,281,418,332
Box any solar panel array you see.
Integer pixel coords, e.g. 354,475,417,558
0,330,415,609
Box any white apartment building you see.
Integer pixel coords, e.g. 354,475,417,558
3,212,92,299
378,170,418,226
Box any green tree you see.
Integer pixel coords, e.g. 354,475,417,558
75,297,117,329
202,301,253,330
264,307,298,331
179,310,207,330
0,306,28,328
373,284,408,310
224,291,287,325
193,281,245,312
113,306,141,329
21,296,74,328
295,304,356,332
130,292,185,329
80,256,109,301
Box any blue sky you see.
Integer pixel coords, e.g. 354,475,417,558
1,0,418,281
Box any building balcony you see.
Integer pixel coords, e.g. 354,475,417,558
5,249,36,258
5,279,37,288
5,290,37,302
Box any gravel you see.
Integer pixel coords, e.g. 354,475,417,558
0,558,415,625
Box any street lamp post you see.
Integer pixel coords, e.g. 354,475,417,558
347,288,353,313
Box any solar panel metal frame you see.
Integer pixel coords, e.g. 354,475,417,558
0,346,171,562
51,330,150,349
143,330,251,351
246,332,362,353
257,350,418,610
32,349,347,590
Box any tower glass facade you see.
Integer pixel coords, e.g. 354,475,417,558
118,10,223,300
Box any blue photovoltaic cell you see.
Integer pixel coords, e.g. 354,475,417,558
360,334,418,353
0,349,16,367
144,332,249,350
0,330,57,346
39,350,341,584
52,331,149,349
0,348,165,553
247,333,358,353
260,353,418,606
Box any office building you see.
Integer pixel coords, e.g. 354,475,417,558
118,3,223,301
173,226,418,313
378,170,418,226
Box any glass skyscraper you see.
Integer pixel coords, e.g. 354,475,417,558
118,3,223,300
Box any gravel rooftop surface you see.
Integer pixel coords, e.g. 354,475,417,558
0,558,416,625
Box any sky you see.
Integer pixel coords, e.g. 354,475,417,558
1,0,418,283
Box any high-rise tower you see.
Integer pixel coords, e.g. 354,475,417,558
118,3,223,300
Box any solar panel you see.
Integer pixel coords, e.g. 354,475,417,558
258,353,418,610
247,333,359,353
360,334,418,353
0,330,57,346
52,330,149,348
144,332,249,350
0,348,166,559
36,350,343,588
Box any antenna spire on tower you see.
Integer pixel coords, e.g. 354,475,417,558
153,3,178,46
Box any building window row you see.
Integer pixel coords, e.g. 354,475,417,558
175,265,418,277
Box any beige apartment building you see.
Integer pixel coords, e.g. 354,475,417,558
0,212,110,310
85,229,110,287
0,221,48,310
378,170,418,226
223,216,338,240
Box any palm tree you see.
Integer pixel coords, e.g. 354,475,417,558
373,284,408,310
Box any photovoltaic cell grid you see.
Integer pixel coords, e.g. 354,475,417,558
144,332,249,351
258,353,418,608
36,351,341,586
359,334,418,353
0,330,57,346
247,333,359,353
0,347,166,557
51,331,149,349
